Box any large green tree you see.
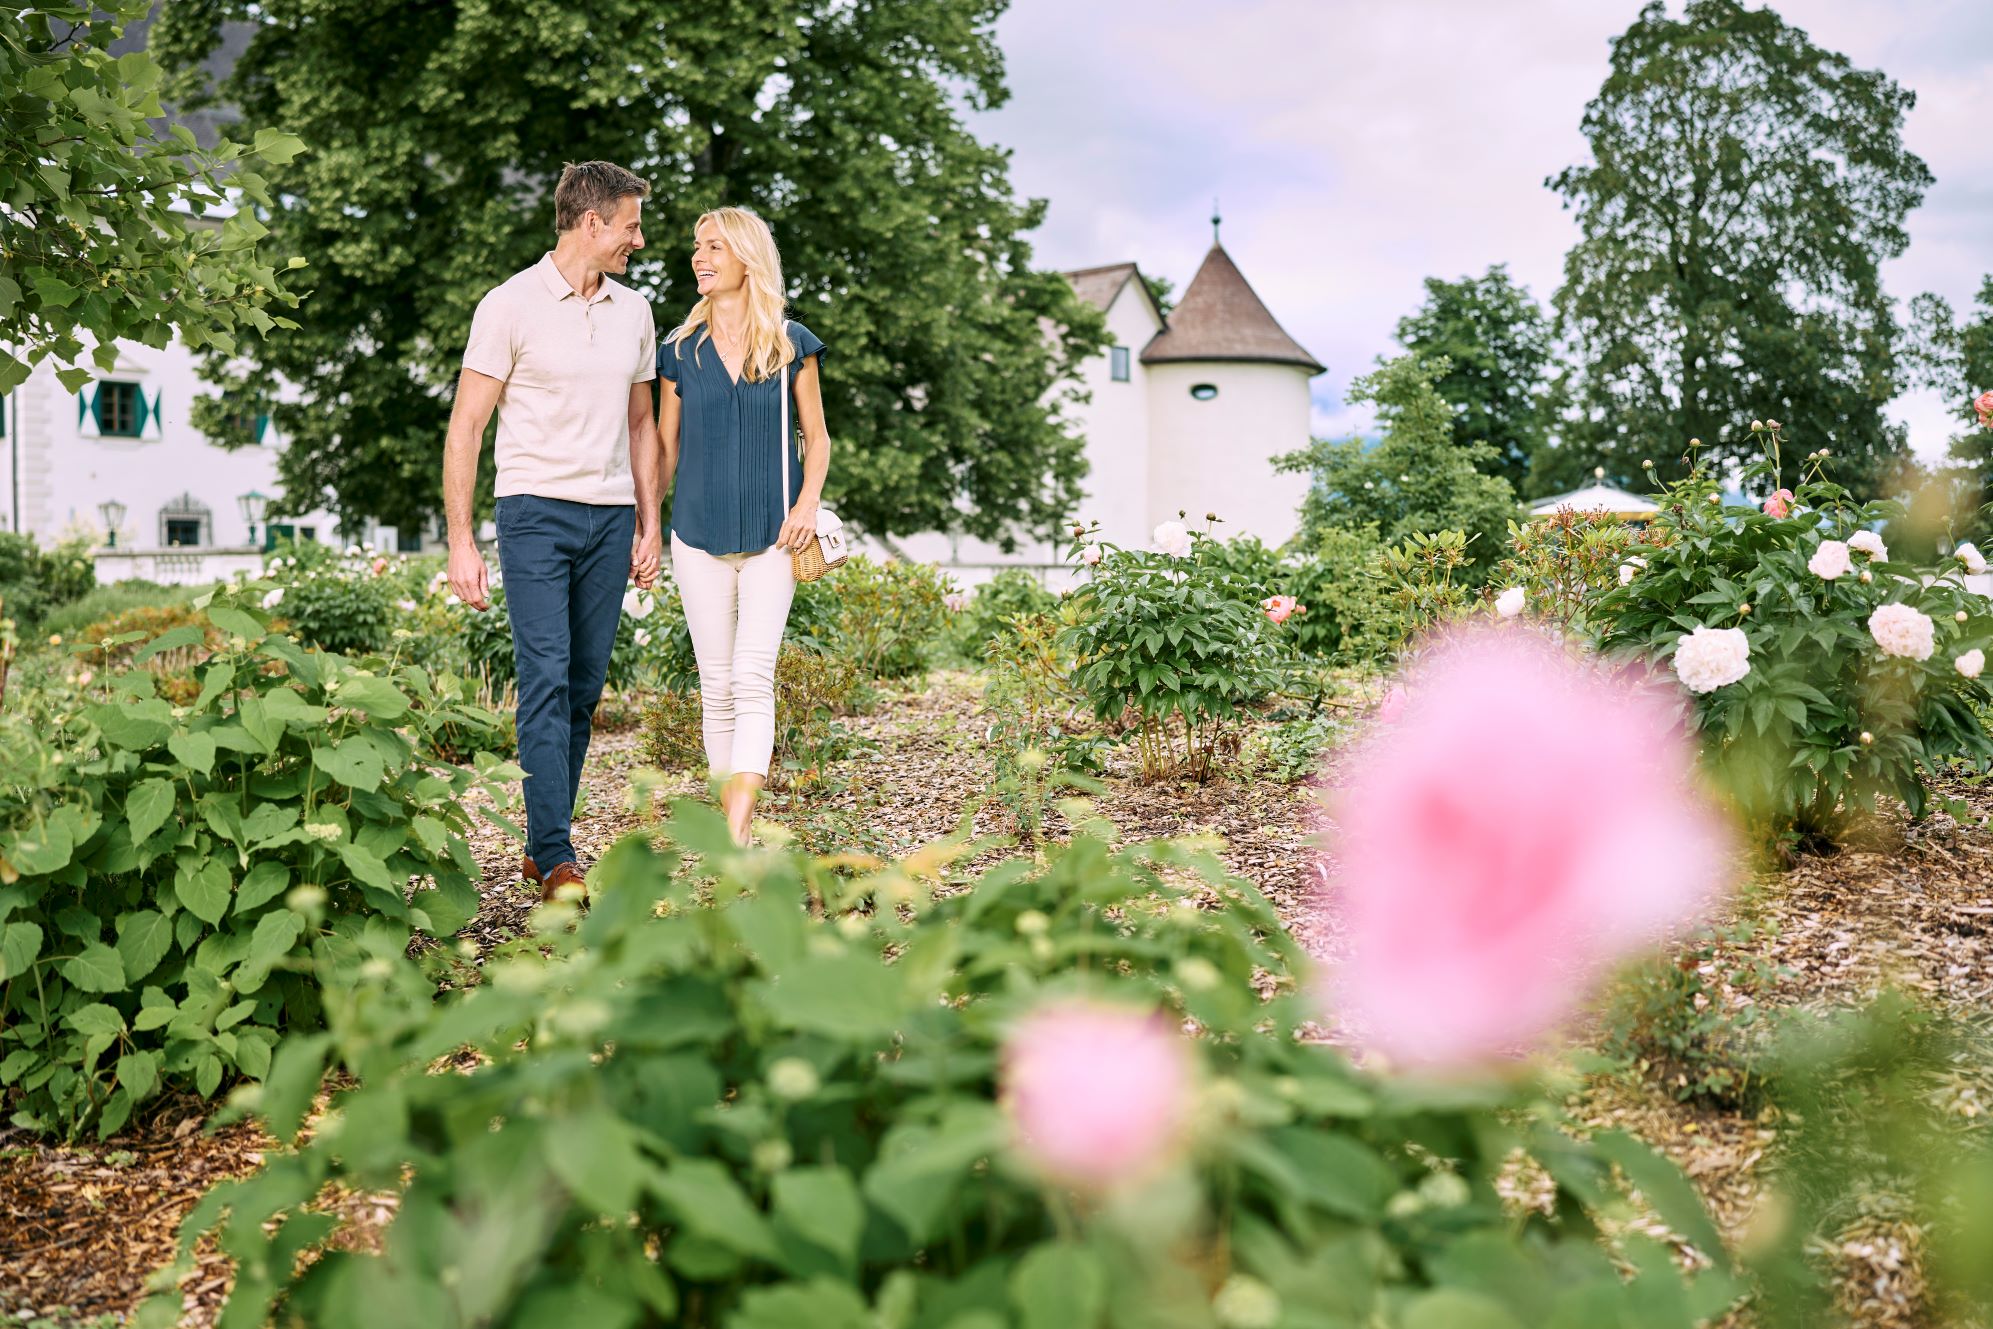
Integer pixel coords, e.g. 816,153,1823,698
1392,265,1553,494
1549,0,1929,495
1275,355,1521,584
154,1,1103,544
0,1,303,396
1910,279,1993,537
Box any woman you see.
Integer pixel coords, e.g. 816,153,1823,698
657,207,830,843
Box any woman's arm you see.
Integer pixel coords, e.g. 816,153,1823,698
778,355,832,553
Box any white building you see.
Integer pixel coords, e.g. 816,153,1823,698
1,338,397,584
887,239,1325,584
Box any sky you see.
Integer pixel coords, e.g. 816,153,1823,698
968,0,1993,461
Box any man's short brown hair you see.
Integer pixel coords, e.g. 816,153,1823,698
553,161,651,233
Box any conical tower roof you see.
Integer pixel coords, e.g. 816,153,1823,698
1140,244,1324,375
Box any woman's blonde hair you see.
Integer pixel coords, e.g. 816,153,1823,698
665,207,793,383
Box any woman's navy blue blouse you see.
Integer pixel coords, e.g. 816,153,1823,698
660,320,826,555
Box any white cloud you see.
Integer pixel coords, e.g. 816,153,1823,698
976,0,1993,460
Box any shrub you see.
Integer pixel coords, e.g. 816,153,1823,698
1062,527,1281,781
1375,528,1477,651
829,555,950,680
74,605,228,705
1283,525,1395,663
260,544,400,656
144,812,1731,1329
1494,507,1647,637
1592,429,1993,845
945,568,1057,664
1244,711,1345,783
0,533,99,629
981,606,1099,843
1601,915,1787,1108
0,590,514,1138
641,644,864,792
38,580,201,641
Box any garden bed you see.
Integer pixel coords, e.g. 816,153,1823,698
1,676,1986,1327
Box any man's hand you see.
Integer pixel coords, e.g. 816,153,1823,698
449,541,491,611
778,499,819,554
631,525,663,589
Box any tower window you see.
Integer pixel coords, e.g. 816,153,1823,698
1189,383,1218,401
1109,346,1131,382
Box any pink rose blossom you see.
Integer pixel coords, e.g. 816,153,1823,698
1761,488,1793,519
1317,629,1731,1068
1974,390,1993,427
1376,685,1407,723
1263,594,1299,624
370,557,389,576
1001,1000,1193,1189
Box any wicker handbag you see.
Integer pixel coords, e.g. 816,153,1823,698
779,344,847,582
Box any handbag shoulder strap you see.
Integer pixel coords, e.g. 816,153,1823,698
780,322,790,515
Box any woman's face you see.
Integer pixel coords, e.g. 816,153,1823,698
692,222,747,298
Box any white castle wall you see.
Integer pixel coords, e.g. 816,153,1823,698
1142,360,1312,549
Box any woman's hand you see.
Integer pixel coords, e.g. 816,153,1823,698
778,498,820,554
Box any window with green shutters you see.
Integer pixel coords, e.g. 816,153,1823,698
95,381,146,437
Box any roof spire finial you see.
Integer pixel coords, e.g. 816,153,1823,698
1211,198,1222,247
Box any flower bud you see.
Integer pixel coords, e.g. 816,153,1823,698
1860,731,1874,746
1642,459,1655,469
1015,909,1050,937
1689,438,1702,447
767,1057,821,1102
1957,611,1970,625
1766,419,1780,429
1859,570,1873,584
752,1139,794,1174
1738,603,1751,615
1751,420,1764,430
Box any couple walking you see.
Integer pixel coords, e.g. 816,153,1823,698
442,161,831,899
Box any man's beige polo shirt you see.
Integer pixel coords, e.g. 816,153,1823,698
463,253,657,505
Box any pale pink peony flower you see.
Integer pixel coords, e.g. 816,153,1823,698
1808,540,1851,581
943,591,971,613
1001,1000,1193,1189
1957,649,1985,680
1974,390,1993,427
1673,626,1751,694
1762,488,1793,519
1848,530,1888,561
1376,685,1408,723
1081,544,1103,566
261,587,285,610
1318,630,1730,1068
1868,602,1935,661
1617,555,1647,586
1153,521,1193,559
370,556,390,576
1956,542,1987,576
1494,587,1525,618
1263,594,1299,624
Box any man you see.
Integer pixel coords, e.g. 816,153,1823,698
444,161,662,902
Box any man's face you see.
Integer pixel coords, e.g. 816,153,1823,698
590,196,645,273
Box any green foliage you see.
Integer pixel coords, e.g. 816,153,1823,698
1551,0,1928,495
141,811,1733,1329
260,544,401,657
1277,355,1522,585
829,557,951,681
1243,711,1344,784
0,533,98,631
0,592,513,1138
1394,265,1555,493
1910,278,1993,540
641,644,864,795
1061,530,1280,782
1283,525,1395,664
1494,508,1646,638
35,579,201,642
1601,914,1786,1108
1375,529,1477,650
1592,431,1993,844
0,2,305,393
946,569,1058,665
154,0,1103,540
980,607,1099,844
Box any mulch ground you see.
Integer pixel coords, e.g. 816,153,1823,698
3,676,1987,1326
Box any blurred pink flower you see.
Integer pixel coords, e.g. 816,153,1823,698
1001,1000,1193,1189
1318,629,1731,1068
1377,684,1408,723
1263,594,1299,624
370,556,389,576
943,591,970,613
1974,390,1993,427
1762,488,1793,519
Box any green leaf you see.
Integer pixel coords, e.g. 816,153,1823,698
1011,1242,1106,1329
132,625,207,663
127,778,177,845
752,950,910,1037
546,1109,645,1215
771,1166,865,1270
726,1281,872,1329
259,1033,330,1136
649,1159,781,1261
206,606,265,641
0,921,44,981
314,737,385,791
90,699,175,750
235,861,291,915
333,841,396,895
118,1050,160,1101
335,675,410,720
1592,1130,1731,1270
168,732,218,775
251,128,307,165
1402,1290,1527,1329
116,910,173,982
244,908,305,973
195,1053,223,1098
61,943,126,992
66,1003,126,1037
175,859,232,925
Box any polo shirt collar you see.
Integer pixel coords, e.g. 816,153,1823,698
535,252,616,305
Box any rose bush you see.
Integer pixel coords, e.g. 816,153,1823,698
1593,428,1993,845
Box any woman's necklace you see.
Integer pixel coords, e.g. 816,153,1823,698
711,317,747,370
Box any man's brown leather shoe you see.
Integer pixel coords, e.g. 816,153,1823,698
521,854,542,884
540,860,587,904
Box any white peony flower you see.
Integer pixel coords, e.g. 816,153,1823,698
943,591,970,613
622,588,653,620
1494,587,1525,618
261,587,285,609
1081,544,1103,566
633,628,652,648
1956,542,1987,575
1847,530,1888,561
1867,602,1935,660
1617,555,1647,586
1673,626,1752,694
396,598,416,612
1956,648,1985,680
1808,540,1851,581
1153,521,1193,558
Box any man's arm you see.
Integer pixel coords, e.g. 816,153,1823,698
628,380,662,587
444,368,504,610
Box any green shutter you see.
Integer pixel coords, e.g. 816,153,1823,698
254,412,270,444
89,385,107,431
132,388,150,436
79,385,96,430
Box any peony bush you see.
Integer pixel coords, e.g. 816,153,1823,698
1593,428,1993,844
